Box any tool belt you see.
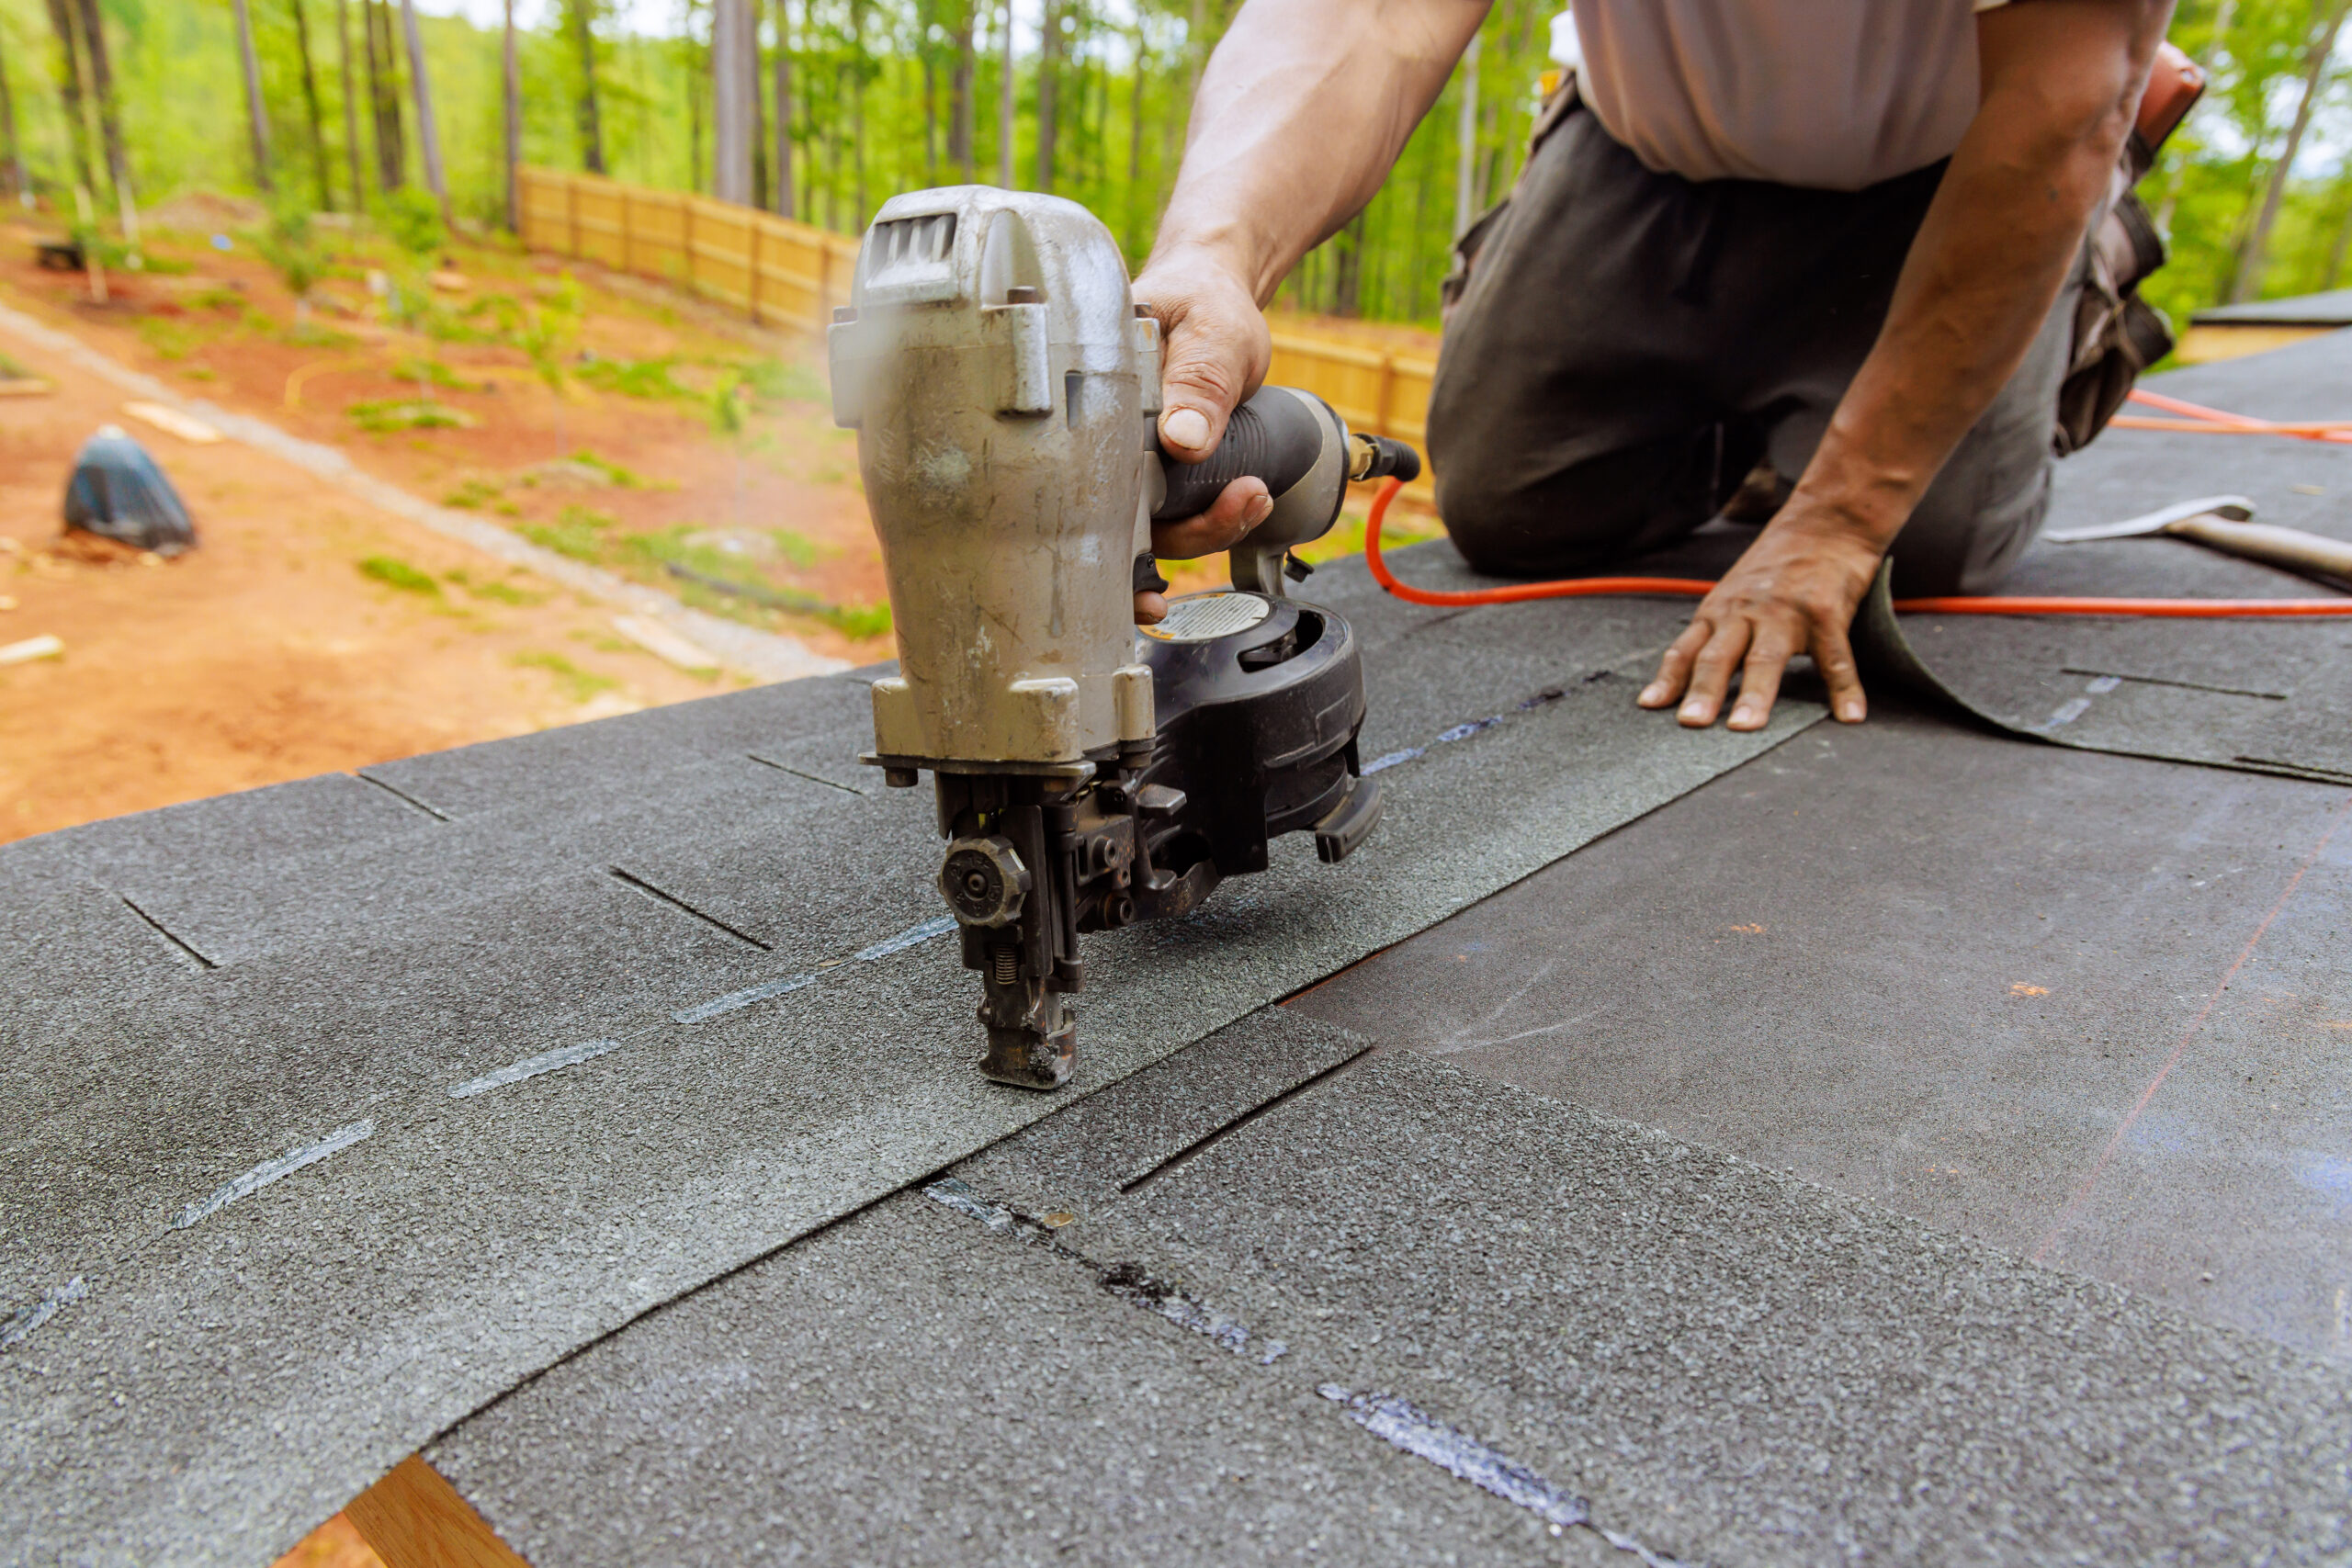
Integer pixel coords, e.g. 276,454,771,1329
2058,42,2206,455
1444,45,2208,458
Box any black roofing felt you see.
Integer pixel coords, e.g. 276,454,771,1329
1868,333,2352,783
0,560,1813,1566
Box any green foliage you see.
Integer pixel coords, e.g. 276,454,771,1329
768,528,823,570
36,0,2352,367
476,275,586,396
735,357,828,406
357,555,442,594
380,186,447,261
442,476,505,509
346,398,476,433
574,352,686,400
511,649,616,701
444,567,546,604
392,355,473,389
257,202,322,299
565,448,644,486
137,318,199,361
519,503,618,560
708,372,746,435
822,601,894,640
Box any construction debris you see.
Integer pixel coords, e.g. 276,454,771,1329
120,401,224,446
62,426,198,557
0,634,63,666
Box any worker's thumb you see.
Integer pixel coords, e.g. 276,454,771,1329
1154,303,1266,465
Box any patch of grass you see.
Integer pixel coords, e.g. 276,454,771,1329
511,649,616,703
567,449,645,488
137,317,199,360
574,352,686,400
441,476,503,510
0,352,30,380
444,567,544,605
187,285,247,313
347,399,476,434
283,321,359,349
767,528,824,570
517,503,618,562
357,555,441,595
391,355,470,389
492,499,522,516
736,356,828,405
179,365,218,381
824,602,894,639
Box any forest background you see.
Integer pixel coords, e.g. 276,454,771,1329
2,0,2351,338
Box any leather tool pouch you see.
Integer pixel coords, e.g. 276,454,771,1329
2055,41,2206,455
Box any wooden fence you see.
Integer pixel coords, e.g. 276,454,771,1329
517,167,1439,495
518,166,864,337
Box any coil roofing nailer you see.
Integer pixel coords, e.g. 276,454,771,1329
831,187,1419,1089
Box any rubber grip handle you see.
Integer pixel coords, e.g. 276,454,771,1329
1153,387,1329,523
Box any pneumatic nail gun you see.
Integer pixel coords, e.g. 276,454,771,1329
829,186,1419,1089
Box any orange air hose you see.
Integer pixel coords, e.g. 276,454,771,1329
1361,390,2352,618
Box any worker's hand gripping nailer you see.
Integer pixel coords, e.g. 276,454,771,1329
831,187,1416,1090
1142,384,1421,601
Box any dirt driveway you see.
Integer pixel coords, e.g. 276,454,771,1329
0,322,746,844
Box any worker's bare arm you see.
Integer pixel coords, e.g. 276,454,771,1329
1128,0,1487,612
1645,0,2173,731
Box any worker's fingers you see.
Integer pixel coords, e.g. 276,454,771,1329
1724,622,1801,731
1134,589,1169,626
1132,250,1272,463
1676,616,1755,728
1639,619,1713,709
1812,620,1868,724
1151,477,1272,560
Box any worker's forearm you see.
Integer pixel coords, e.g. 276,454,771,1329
1793,14,2159,546
1149,0,1487,302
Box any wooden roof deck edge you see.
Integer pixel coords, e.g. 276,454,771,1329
344,1454,532,1568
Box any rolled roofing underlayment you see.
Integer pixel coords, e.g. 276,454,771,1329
0,557,1814,1564
1854,334,2352,784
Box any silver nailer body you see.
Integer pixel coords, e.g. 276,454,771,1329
831,187,1418,1089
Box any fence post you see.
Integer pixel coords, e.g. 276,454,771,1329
1374,352,1396,440
684,197,696,290
564,174,579,258
747,215,763,323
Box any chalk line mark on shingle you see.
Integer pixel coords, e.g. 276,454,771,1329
1320,1386,1693,1565
747,752,868,795
0,1276,86,1351
117,893,219,971
607,866,773,951
673,971,817,1024
353,771,453,820
2058,667,2290,703
854,915,958,962
673,914,959,1023
1363,681,1576,778
170,1120,377,1232
448,1039,623,1100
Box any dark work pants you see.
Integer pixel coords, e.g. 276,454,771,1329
1428,107,2078,597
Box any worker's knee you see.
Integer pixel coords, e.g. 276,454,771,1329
1430,424,1718,579
1889,456,2052,597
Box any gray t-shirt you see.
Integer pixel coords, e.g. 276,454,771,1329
1571,1,2009,191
